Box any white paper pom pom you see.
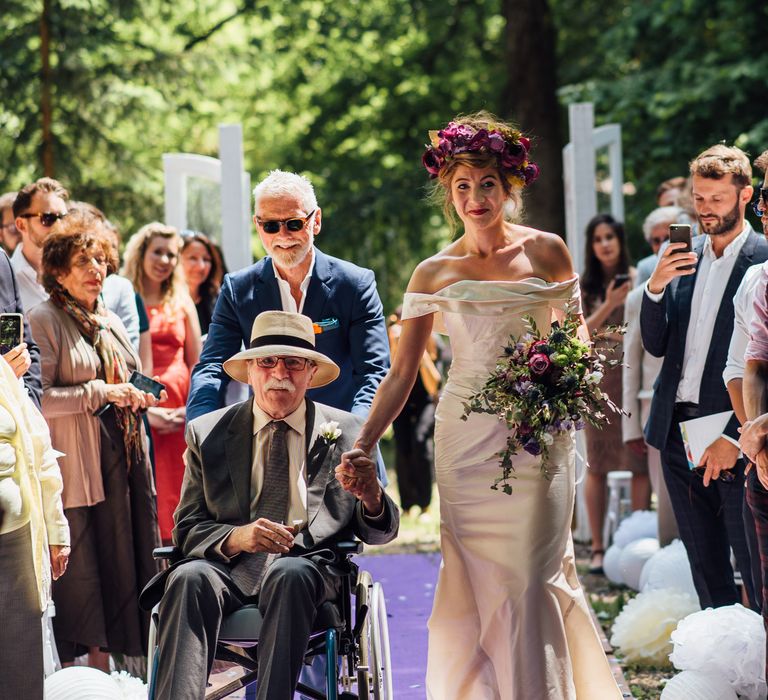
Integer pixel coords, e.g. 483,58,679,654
111,671,148,699
603,544,624,584
610,588,700,665
618,537,659,591
670,604,767,700
640,539,697,598
612,509,658,548
660,670,738,700
45,667,122,700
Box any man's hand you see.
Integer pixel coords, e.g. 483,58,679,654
647,242,697,295
147,406,185,433
49,544,70,580
336,449,383,515
626,438,648,458
222,519,295,558
739,415,768,462
2,343,31,379
698,436,740,487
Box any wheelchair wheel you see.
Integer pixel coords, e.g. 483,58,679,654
146,607,160,699
369,582,393,700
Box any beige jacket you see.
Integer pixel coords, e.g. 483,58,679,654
29,300,140,510
0,358,69,610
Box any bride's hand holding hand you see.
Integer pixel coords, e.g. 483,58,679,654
335,448,384,516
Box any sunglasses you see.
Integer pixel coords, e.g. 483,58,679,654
255,356,314,371
692,466,736,483
256,209,316,234
753,188,768,218
19,211,67,227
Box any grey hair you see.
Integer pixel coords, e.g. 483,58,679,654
252,170,318,214
642,205,684,242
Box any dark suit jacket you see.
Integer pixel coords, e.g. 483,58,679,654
0,250,41,407
187,249,389,422
140,398,398,608
641,229,768,449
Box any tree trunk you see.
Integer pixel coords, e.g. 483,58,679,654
500,0,564,236
40,0,54,176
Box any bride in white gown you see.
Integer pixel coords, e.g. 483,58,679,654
337,112,622,699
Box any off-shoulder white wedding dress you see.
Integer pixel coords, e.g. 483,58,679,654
402,277,622,700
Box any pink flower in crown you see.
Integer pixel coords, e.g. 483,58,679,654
422,150,444,178
501,142,527,168
523,163,540,185
488,132,506,152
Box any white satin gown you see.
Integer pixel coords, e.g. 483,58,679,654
402,277,622,700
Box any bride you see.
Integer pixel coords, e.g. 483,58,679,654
337,113,622,699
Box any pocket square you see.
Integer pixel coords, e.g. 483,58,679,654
313,317,340,334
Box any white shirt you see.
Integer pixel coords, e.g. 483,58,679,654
723,262,764,386
250,400,308,527
645,224,751,403
274,248,315,313
10,244,47,312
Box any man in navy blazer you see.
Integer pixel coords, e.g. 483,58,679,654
187,170,389,427
641,145,767,610
0,249,41,407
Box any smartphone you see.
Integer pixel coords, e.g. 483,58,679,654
129,370,165,399
0,313,22,354
669,224,695,270
613,273,631,286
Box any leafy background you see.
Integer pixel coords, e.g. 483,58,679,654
1,0,767,310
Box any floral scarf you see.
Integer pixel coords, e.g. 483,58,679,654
49,285,144,472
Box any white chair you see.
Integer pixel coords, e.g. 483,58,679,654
603,470,633,547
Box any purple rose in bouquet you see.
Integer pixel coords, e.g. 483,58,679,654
528,352,552,376
523,438,542,456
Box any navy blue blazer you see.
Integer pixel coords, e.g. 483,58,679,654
0,250,42,407
641,229,768,449
187,248,390,422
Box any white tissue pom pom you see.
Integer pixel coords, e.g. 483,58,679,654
603,544,624,584
45,667,121,699
640,539,697,598
111,671,148,699
660,670,738,700
612,509,658,548
618,537,659,591
670,604,767,700
610,589,699,665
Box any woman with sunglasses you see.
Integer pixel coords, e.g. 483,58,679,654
179,230,224,336
123,223,201,542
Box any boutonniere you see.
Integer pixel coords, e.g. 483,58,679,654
318,420,342,446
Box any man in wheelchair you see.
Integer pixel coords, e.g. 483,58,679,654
139,311,399,699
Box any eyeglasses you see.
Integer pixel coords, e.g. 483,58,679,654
650,236,668,246
753,188,768,218
255,210,316,234
254,356,313,371
18,211,67,227
0,222,17,232
692,466,736,483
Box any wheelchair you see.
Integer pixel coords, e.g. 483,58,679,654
146,541,393,700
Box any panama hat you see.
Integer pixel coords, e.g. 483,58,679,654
223,311,340,387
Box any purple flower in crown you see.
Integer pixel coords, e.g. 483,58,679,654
523,163,540,185
501,142,526,168
488,132,506,152
466,128,489,152
422,150,444,178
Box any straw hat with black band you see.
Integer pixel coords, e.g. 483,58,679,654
223,311,340,388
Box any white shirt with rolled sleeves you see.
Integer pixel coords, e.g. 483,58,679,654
723,263,764,386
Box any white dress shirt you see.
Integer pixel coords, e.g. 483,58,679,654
644,224,751,403
723,262,764,386
274,249,316,314
10,245,47,312
250,400,308,527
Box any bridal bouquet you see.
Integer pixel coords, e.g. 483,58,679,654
461,309,625,494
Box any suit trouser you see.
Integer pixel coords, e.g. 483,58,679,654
392,396,435,510
155,556,339,700
746,469,768,677
660,410,759,610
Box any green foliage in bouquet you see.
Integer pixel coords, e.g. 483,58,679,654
461,309,626,494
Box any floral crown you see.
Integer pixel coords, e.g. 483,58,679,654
422,121,539,188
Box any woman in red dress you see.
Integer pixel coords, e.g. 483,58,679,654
123,223,201,541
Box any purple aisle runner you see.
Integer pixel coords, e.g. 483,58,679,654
356,553,441,700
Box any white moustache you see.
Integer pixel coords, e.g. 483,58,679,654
264,378,296,392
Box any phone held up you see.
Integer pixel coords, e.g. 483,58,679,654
93,371,166,417
613,273,631,286
669,223,695,271
0,313,22,354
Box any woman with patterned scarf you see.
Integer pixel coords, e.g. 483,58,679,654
29,209,162,672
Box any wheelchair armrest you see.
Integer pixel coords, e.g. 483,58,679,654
152,546,182,561
334,540,363,556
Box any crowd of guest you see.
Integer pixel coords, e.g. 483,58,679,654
1,138,768,697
